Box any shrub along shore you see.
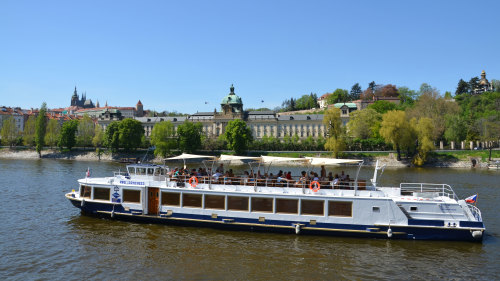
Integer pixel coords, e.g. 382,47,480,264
1,147,497,168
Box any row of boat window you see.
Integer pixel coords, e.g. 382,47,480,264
81,186,352,217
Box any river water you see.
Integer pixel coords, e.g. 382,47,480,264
0,159,499,280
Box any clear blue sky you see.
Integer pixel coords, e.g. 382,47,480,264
1,0,498,113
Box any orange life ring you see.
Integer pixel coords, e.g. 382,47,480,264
189,176,199,187
309,181,320,192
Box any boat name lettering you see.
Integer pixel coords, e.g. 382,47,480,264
119,180,145,185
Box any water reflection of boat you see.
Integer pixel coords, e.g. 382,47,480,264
66,154,485,242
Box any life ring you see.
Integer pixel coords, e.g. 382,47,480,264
189,176,199,187
309,181,320,192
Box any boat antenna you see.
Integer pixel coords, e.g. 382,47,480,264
141,146,155,163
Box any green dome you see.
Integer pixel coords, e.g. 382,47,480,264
221,84,242,105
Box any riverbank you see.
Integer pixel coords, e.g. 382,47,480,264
0,147,493,168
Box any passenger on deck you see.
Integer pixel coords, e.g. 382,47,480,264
340,171,346,181
295,171,307,187
328,172,333,181
216,163,224,173
332,174,339,188
320,165,326,179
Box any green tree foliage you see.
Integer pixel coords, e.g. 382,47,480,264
468,77,480,93
323,107,345,158
118,118,144,151
407,86,459,141
23,115,36,147
455,79,469,95
327,89,349,105
223,119,253,155
398,86,419,108
491,79,500,92
379,110,414,161
444,114,467,143
413,117,435,166
367,100,397,114
45,119,60,148
35,102,47,157
1,116,18,147
92,124,104,148
177,121,203,153
379,84,399,97
150,121,177,157
104,121,120,152
295,93,318,110
350,83,362,100
347,108,381,139
58,120,78,150
281,97,296,112
76,114,95,149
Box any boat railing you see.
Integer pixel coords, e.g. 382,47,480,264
172,175,363,190
400,183,458,201
467,203,483,222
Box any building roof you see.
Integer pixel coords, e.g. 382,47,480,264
334,103,357,109
135,116,187,123
277,114,323,121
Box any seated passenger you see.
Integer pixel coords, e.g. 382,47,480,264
295,171,307,187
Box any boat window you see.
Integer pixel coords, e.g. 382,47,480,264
127,167,135,175
154,168,160,176
372,206,380,213
161,192,180,206
160,168,166,176
183,193,202,208
123,189,141,203
147,168,154,175
94,187,110,201
301,200,324,216
328,201,352,217
251,197,273,213
227,196,249,211
410,206,418,211
137,168,146,175
205,195,225,210
276,198,298,214
80,185,91,199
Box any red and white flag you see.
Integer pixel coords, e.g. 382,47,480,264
86,167,91,178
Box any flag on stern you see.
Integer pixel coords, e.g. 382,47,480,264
465,194,477,204
86,167,91,178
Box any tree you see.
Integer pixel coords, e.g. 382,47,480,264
45,119,60,148
444,114,467,143
491,79,500,92
469,77,480,94
177,121,203,153
476,117,500,161
1,116,18,147
295,94,318,110
58,120,79,150
367,100,397,114
455,79,469,95
327,89,349,105
118,118,144,151
76,114,95,149
222,119,253,155
347,108,381,139
23,115,36,147
413,117,435,166
104,121,120,152
349,83,362,100
150,121,177,157
379,110,413,161
35,102,47,157
398,86,419,107
323,107,345,158
379,84,399,97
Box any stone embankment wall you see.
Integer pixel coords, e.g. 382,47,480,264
0,149,488,168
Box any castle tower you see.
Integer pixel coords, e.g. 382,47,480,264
71,86,79,106
136,100,144,117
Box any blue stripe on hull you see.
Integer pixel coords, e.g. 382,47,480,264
68,198,483,242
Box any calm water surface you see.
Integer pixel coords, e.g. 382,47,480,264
0,159,499,280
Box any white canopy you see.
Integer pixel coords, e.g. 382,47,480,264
164,153,216,161
260,156,310,164
306,157,363,166
219,155,261,162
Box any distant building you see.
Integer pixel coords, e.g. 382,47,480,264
0,106,25,132
473,70,493,94
70,87,95,109
317,93,331,109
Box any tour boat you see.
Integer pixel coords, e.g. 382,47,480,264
66,154,485,241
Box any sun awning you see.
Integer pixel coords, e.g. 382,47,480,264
306,157,363,166
260,156,310,164
219,155,262,162
164,153,217,161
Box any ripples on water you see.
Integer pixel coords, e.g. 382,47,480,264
0,159,499,280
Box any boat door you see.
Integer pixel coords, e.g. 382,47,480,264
148,187,160,215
